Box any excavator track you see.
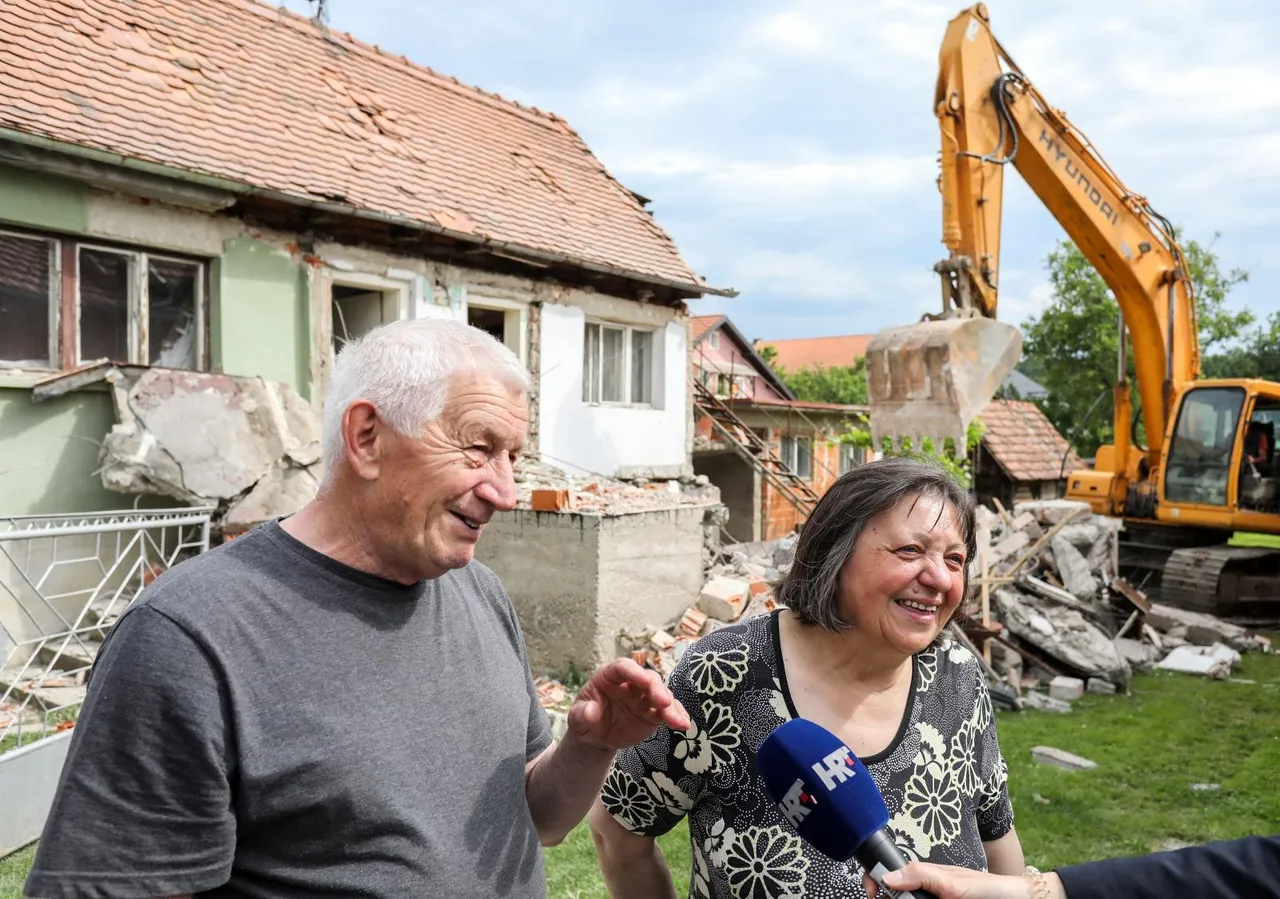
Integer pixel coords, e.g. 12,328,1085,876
1162,545,1280,616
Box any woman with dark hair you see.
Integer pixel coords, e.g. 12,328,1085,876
589,456,1025,898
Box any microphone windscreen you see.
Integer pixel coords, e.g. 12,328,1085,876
757,717,891,862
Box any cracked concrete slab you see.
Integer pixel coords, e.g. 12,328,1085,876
99,368,321,527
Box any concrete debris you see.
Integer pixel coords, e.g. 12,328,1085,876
616,536,785,680
1087,678,1117,695
1155,643,1242,679
513,455,721,517
1048,676,1085,701
1022,691,1072,713
699,575,750,622
97,368,322,532
967,499,1271,709
1031,746,1098,771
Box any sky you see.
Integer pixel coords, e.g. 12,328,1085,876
279,0,1280,346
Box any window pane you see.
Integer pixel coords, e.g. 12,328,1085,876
582,323,600,402
630,329,652,404
797,437,812,478
148,259,199,368
1164,386,1244,507
79,248,131,364
602,326,624,402
0,233,55,366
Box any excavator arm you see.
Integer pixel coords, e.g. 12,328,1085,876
866,2,1200,476
934,2,1199,471
865,3,1280,616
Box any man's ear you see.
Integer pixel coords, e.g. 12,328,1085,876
341,400,382,481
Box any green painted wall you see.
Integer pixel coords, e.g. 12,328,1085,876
0,388,123,514
0,163,88,232
212,236,311,396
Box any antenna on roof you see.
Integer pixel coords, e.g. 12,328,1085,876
308,0,329,25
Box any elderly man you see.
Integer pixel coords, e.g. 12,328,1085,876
25,318,689,899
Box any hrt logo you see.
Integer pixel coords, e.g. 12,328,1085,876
811,746,857,791
778,777,819,827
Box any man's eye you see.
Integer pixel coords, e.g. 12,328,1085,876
469,445,490,455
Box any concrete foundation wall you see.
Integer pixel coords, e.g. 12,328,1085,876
595,507,708,662
474,510,600,676
475,505,711,674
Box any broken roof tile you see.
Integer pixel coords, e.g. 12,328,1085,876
979,399,1085,483
0,0,716,294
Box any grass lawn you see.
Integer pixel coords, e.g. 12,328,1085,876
4,651,1278,898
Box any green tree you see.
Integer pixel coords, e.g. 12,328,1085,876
1022,233,1253,456
756,347,869,406
1202,310,1280,382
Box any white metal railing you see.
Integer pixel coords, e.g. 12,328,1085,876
0,506,213,751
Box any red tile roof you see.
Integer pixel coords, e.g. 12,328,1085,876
753,334,874,371
978,399,1085,482
0,0,724,295
690,315,724,342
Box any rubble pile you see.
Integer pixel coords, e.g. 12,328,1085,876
618,535,797,678
513,455,720,516
969,499,1272,709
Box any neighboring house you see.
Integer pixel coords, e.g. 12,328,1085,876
0,0,732,521
754,333,872,372
972,399,1085,510
691,316,869,542
754,332,1044,399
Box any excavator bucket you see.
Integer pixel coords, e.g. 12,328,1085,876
864,317,1023,453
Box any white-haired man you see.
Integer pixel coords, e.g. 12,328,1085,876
25,319,689,899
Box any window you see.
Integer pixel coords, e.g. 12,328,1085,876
839,442,862,473
1164,385,1244,507
707,330,720,349
0,228,205,371
781,434,812,479
583,321,654,405
0,232,56,367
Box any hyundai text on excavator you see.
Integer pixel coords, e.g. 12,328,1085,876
864,3,1280,615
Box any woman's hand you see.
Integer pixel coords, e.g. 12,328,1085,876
864,862,1065,899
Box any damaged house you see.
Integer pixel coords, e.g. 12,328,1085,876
0,0,736,735
972,399,1086,512
690,315,870,543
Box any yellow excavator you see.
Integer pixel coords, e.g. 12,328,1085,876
865,3,1280,615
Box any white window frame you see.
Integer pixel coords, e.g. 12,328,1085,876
707,330,720,349
76,242,207,369
0,227,208,372
839,441,862,473
781,434,813,479
465,293,528,364
0,228,60,369
582,319,655,408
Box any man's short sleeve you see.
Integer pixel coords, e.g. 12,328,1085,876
598,655,709,838
24,605,237,898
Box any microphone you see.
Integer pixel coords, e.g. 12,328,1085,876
757,717,937,899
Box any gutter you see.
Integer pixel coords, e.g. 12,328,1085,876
0,126,738,299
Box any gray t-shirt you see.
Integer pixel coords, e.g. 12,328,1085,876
25,518,554,899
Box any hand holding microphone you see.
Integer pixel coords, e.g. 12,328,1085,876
756,717,939,899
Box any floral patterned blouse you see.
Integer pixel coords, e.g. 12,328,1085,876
601,609,1014,898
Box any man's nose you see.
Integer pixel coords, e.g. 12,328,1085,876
474,458,518,512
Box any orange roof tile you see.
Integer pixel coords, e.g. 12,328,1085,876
753,334,873,371
978,399,1085,482
690,315,724,342
0,0,722,295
